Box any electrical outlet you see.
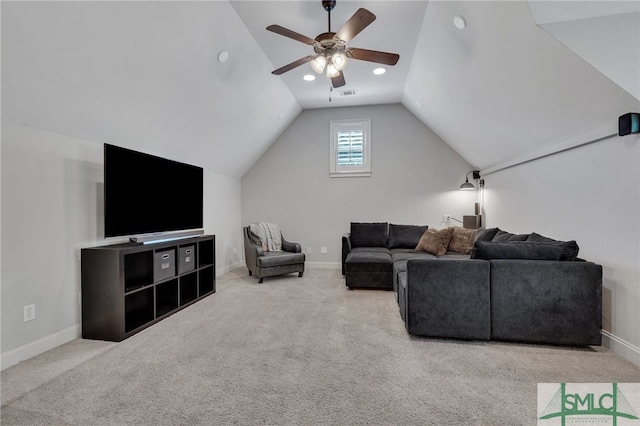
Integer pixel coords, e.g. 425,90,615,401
442,214,452,222
23,304,36,322
233,247,237,255
320,247,328,254
306,247,312,254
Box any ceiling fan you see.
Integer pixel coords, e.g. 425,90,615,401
266,0,400,88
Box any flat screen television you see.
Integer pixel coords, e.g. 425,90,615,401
104,143,204,239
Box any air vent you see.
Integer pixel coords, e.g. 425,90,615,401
340,90,357,96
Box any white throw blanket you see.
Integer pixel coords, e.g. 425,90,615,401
249,222,282,252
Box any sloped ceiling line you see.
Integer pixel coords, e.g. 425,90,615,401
481,123,618,176
528,1,640,101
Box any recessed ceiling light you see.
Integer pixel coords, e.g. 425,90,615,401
373,67,386,75
303,74,316,81
217,50,229,63
453,16,466,30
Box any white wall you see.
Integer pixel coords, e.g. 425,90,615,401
483,132,640,365
241,104,476,266
1,121,243,369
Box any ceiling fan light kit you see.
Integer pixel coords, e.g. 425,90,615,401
331,51,347,71
325,63,340,78
310,55,327,73
267,0,399,88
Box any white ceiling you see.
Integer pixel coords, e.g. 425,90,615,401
2,1,639,177
231,1,427,109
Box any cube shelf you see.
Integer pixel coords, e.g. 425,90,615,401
81,234,215,341
156,279,179,318
180,272,198,306
125,287,154,333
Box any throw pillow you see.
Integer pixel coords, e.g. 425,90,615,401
350,222,388,248
470,241,563,261
526,232,580,261
389,224,429,249
447,227,476,255
415,228,455,256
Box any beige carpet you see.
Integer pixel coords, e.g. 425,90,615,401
2,268,640,425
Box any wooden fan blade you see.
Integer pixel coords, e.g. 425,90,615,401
348,48,399,65
332,71,346,88
272,56,314,75
335,8,376,43
266,25,317,45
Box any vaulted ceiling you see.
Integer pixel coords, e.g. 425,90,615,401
2,1,639,177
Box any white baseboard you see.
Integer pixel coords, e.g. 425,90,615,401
601,330,640,367
216,261,244,276
1,324,81,371
305,261,341,270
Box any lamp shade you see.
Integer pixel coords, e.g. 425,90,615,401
310,55,327,74
325,63,340,78
460,170,481,190
459,179,475,190
331,52,347,71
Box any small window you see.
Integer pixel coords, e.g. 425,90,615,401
330,119,371,177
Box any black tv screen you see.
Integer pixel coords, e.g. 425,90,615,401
104,144,204,238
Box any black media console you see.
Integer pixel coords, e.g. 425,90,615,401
81,234,215,341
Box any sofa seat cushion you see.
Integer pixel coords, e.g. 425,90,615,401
350,222,388,248
351,246,391,255
257,251,306,267
391,251,437,262
393,260,407,274
439,253,472,259
345,252,393,272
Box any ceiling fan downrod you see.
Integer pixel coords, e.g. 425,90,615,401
322,0,336,32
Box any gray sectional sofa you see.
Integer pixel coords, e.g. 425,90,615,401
341,222,602,346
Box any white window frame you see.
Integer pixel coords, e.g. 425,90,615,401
329,118,371,178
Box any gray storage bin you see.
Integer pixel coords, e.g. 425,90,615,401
178,245,196,274
154,249,176,282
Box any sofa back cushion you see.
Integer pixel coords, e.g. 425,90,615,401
476,227,500,242
415,228,455,256
350,222,389,248
491,230,529,242
526,232,580,261
471,241,564,261
389,224,429,249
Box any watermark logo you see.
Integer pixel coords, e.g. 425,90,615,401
538,383,640,425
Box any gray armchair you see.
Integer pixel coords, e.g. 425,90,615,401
243,227,305,283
